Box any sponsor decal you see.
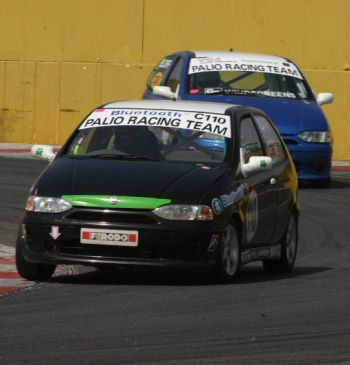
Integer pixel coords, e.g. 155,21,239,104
35,147,44,157
72,135,85,155
204,88,224,95
207,234,220,251
159,58,173,69
211,184,248,214
81,228,138,247
211,198,223,215
267,142,277,157
49,226,61,240
204,88,296,99
189,88,200,94
189,57,303,80
260,160,268,168
79,108,231,138
246,190,258,242
150,71,163,89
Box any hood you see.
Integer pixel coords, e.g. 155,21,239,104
33,158,227,204
183,95,329,135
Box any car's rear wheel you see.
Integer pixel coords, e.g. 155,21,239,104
263,212,298,273
16,231,56,281
214,223,240,282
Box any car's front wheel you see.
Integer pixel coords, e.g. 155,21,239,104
214,223,241,282
263,212,298,273
16,231,56,281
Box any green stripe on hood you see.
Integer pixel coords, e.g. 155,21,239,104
62,195,171,209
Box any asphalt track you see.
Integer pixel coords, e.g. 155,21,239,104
0,157,350,365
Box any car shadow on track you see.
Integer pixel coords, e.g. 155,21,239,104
299,176,350,190
233,264,332,285
49,264,332,287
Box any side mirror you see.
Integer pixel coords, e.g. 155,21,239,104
241,156,272,177
31,145,56,162
153,86,176,100
317,93,333,105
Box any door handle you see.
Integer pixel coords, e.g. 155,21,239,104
270,177,277,185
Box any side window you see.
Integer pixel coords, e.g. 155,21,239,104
254,114,286,165
240,117,264,164
165,58,184,93
146,56,177,91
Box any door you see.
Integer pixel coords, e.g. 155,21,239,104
239,115,279,246
253,113,292,243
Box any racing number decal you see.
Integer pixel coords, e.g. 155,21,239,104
246,190,258,242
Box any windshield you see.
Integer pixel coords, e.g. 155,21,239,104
63,108,231,164
187,57,312,100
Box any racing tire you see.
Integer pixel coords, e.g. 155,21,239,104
214,223,241,283
263,212,298,273
15,231,56,281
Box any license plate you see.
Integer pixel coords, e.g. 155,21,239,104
80,228,138,247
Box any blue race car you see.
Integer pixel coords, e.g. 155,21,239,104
143,51,334,186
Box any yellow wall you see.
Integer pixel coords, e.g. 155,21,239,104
0,0,349,159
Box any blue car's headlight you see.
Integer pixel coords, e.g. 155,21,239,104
153,204,213,221
298,131,331,143
26,196,72,213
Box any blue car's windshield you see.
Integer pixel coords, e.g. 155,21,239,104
187,58,312,100
63,108,231,164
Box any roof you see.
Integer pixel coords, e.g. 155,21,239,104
193,51,289,63
103,100,239,114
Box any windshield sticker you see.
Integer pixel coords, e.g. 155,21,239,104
158,58,173,69
189,58,303,80
79,108,231,138
204,88,296,99
150,72,163,88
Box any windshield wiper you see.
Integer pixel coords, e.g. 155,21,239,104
65,153,160,161
65,155,95,160
86,153,160,161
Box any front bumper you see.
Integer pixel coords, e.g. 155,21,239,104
21,208,222,271
23,244,216,270
283,135,332,181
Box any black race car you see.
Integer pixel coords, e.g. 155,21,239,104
16,100,299,282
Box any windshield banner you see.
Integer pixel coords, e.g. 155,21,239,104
189,57,303,80
79,108,231,138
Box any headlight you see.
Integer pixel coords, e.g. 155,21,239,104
298,131,331,143
153,204,213,221
25,196,72,213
